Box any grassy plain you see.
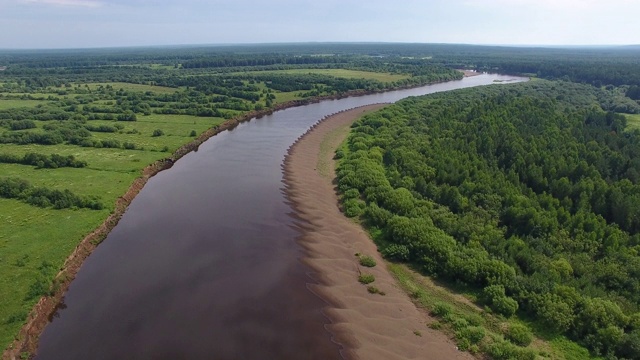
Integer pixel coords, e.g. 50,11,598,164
0,199,109,348
238,68,409,82
0,100,47,109
624,113,640,130
83,82,178,93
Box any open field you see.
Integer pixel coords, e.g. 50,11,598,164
0,199,109,349
237,68,410,82
83,82,178,93
0,100,46,109
624,113,640,130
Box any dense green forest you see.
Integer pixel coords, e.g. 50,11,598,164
337,80,640,358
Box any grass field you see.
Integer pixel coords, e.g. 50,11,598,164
83,82,178,93
0,199,109,349
238,68,409,82
624,113,640,130
0,99,47,109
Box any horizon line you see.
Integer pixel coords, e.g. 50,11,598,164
0,41,639,52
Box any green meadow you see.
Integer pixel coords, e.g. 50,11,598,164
238,68,409,82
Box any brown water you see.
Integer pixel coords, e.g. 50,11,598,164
35,74,527,360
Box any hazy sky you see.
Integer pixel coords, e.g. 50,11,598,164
0,0,639,49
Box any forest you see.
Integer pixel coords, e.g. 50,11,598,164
337,79,640,359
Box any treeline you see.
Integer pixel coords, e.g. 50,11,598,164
0,152,86,168
181,54,351,69
337,80,640,358
0,177,102,210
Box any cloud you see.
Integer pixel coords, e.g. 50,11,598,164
20,0,102,7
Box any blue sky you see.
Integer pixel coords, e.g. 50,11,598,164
0,0,638,49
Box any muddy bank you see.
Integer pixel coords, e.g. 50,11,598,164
282,105,473,359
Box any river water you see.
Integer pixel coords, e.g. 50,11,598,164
35,74,527,360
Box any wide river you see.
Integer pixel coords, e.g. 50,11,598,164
35,74,527,360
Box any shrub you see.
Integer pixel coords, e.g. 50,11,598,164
458,326,485,344
382,244,410,261
343,198,365,217
358,273,375,284
152,129,165,137
343,188,360,199
457,338,471,351
482,285,519,318
190,130,197,137
452,317,469,331
464,313,485,327
505,324,533,346
359,255,377,267
431,302,452,317
367,286,385,295
484,340,537,360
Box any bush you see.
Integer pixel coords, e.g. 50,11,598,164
457,326,485,344
431,302,452,317
367,286,385,295
343,198,365,217
464,313,485,327
452,317,469,331
482,285,519,318
359,255,377,267
343,188,360,199
152,129,165,137
382,243,410,261
358,273,375,284
484,340,537,360
505,324,533,346
190,130,197,137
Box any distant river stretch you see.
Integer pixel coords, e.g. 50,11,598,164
36,74,528,360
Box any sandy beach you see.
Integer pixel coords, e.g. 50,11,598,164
283,105,472,360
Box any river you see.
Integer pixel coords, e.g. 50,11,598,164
35,74,527,360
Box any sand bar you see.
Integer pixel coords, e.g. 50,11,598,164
283,105,472,359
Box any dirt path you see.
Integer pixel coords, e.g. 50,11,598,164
283,105,472,360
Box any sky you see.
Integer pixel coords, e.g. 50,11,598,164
0,0,638,49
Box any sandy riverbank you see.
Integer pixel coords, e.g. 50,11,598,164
283,105,472,360
460,69,482,77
